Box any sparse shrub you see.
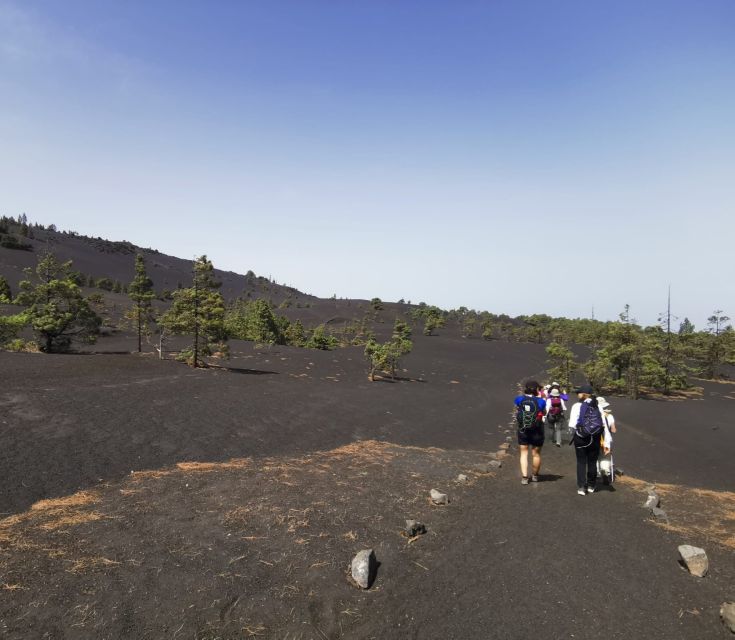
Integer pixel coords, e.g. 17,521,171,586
370,297,384,311
0,275,12,302
96,277,114,291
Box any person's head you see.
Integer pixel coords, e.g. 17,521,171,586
550,388,561,397
524,380,540,395
550,381,560,390
598,397,611,412
574,384,594,399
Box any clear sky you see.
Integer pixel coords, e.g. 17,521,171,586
1,1,733,327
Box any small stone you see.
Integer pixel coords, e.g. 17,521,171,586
651,507,668,521
430,489,448,505
474,460,502,473
720,602,735,633
457,474,469,483
505,436,512,441
499,443,510,451
350,549,377,589
678,545,708,577
486,452,499,460
643,494,660,509
405,520,426,537
644,484,656,494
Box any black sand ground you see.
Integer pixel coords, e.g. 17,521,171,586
1,336,734,638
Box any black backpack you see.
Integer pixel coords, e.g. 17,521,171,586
517,396,542,431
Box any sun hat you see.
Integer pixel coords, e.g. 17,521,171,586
574,384,594,394
597,397,611,410
550,388,561,397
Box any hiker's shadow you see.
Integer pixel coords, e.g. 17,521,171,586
538,474,564,482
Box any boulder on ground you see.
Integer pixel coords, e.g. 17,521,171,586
678,545,708,577
499,443,510,451
474,460,502,473
405,520,427,537
350,549,377,589
457,474,469,483
651,507,668,521
430,489,448,505
643,493,660,509
720,602,735,633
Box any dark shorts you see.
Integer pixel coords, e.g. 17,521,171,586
517,426,545,447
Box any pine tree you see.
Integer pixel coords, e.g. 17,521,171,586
546,342,577,389
160,255,227,367
0,275,12,303
127,254,155,353
16,252,101,352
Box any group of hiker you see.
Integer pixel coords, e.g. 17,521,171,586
514,380,617,495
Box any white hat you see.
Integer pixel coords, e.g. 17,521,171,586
550,388,561,397
597,397,610,410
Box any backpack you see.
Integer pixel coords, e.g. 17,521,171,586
577,401,604,437
517,396,542,431
548,397,563,417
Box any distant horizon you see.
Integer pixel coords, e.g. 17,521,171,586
2,1,733,326
4,212,726,332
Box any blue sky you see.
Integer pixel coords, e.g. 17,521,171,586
1,1,733,326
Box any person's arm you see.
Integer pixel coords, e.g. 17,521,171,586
568,403,580,429
608,414,617,433
561,399,567,412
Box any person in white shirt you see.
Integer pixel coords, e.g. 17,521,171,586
568,384,604,495
597,397,616,484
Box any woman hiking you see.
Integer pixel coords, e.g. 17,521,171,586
514,380,546,485
568,384,605,495
545,387,567,447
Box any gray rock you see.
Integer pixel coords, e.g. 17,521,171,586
644,484,656,494
643,493,660,509
505,436,512,441
720,602,735,633
405,520,426,537
499,443,510,451
486,452,499,460
350,549,377,589
430,489,448,505
678,545,708,577
457,473,469,483
651,507,668,521
474,460,502,473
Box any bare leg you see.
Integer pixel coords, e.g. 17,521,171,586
531,446,542,476
519,444,529,477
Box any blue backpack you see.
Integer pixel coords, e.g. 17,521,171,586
577,401,604,437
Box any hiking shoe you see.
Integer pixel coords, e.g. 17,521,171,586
587,485,596,494
530,475,539,483
577,488,586,496
521,477,529,485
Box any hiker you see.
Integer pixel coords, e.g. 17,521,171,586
548,381,569,401
568,384,605,495
596,397,616,484
514,380,545,485
545,388,567,447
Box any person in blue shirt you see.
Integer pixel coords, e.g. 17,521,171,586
514,380,546,484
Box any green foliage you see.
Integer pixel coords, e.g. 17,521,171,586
284,319,306,347
0,275,12,303
127,254,156,352
306,324,338,350
226,298,284,345
0,234,32,251
0,312,28,347
370,297,384,311
15,252,101,352
160,255,227,367
96,277,114,291
546,342,577,389
364,318,413,380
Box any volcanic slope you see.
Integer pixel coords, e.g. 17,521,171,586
2,336,734,638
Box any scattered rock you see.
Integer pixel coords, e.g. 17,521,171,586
643,494,660,509
678,545,708,578
457,473,469,483
651,507,668,521
405,520,427,537
430,489,448,505
644,484,656,494
350,549,377,589
499,443,510,451
486,452,499,460
473,460,502,474
505,436,512,441
720,602,735,633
